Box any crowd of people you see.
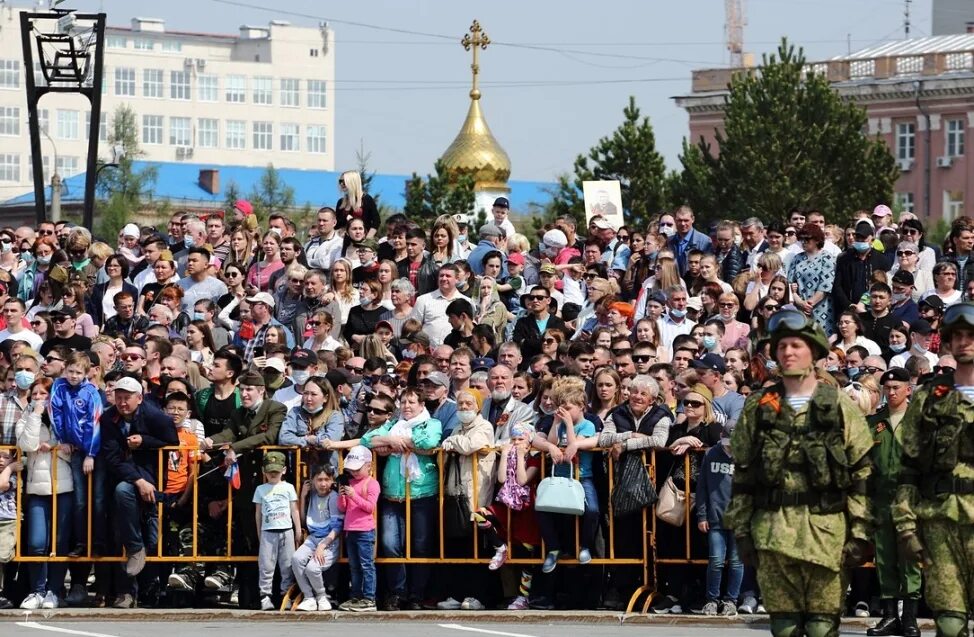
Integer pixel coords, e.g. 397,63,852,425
0,173,971,622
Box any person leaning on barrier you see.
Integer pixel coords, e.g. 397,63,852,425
893,302,974,637
99,375,179,608
724,309,874,637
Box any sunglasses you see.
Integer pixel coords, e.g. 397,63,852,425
583,273,596,280
345,366,364,374
121,353,144,361
45,356,63,363
542,338,558,345
683,399,705,409
367,406,390,415
306,321,320,327
632,355,653,363
51,316,70,323
527,295,548,302
896,251,915,257
618,235,629,242
763,304,780,312
901,228,919,235
30,320,42,326
719,302,737,308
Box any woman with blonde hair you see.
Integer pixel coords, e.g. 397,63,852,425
844,375,881,416
743,251,784,312
376,259,399,309
359,333,397,369
335,170,380,237
325,258,358,325
227,223,255,271
475,276,510,342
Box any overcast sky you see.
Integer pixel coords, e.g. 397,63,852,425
69,0,932,182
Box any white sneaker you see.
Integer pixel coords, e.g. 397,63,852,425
295,598,318,612
756,603,767,614
437,597,462,610
260,595,274,611
739,595,758,614
41,591,59,609
461,597,485,610
20,593,43,609
854,601,870,618
316,595,332,611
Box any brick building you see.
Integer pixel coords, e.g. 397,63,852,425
674,34,974,223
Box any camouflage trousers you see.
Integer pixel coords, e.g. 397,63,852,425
756,550,846,615
919,519,974,614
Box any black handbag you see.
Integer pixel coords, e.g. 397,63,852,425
443,454,472,538
611,452,658,517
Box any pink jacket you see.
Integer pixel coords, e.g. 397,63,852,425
338,475,380,532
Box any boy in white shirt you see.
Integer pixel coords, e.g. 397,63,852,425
253,451,301,611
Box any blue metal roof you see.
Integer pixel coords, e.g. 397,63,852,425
2,161,557,213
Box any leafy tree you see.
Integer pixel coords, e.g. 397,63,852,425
248,164,295,224
402,159,475,230
675,40,898,225
223,181,242,215
549,96,669,231
95,104,157,240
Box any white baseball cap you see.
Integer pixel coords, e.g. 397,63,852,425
245,292,276,308
114,377,143,395
263,358,286,373
344,445,372,471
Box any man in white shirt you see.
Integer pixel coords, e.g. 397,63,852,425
656,285,695,361
0,298,43,350
304,207,343,271
411,263,473,347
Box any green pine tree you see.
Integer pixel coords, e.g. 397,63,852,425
96,104,157,240
402,159,475,230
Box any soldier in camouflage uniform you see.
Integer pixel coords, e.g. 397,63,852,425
894,302,974,637
725,309,874,637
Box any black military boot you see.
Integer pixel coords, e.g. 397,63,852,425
867,599,902,636
900,599,921,637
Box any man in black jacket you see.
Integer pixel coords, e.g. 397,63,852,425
99,375,178,608
833,221,889,314
715,221,744,282
512,285,567,361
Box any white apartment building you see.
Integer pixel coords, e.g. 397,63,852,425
0,7,335,195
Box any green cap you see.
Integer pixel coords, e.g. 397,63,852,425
768,309,830,361
263,451,286,473
355,237,378,252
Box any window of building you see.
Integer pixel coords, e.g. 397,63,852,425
32,61,46,88
894,192,915,213
84,111,108,141
0,60,20,89
306,125,327,154
57,110,79,140
142,115,164,145
307,80,326,109
198,75,218,102
253,77,273,105
143,69,164,98
106,35,127,49
280,78,299,107
198,118,218,148
896,122,916,161
226,75,246,103
170,117,192,146
114,67,136,96
171,70,191,100
947,118,966,157
38,109,49,134
0,107,19,136
310,48,319,57
57,156,80,178
28,155,50,184
280,123,299,151
162,41,182,52
226,120,246,149
0,154,19,182
134,39,154,51
253,121,272,150
944,190,965,222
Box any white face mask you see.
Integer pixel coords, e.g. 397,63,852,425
659,225,676,238
457,410,477,424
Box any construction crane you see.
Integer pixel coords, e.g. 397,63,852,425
726,0,745,67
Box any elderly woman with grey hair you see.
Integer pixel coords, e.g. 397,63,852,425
598,374,673,459
387,277,416,338
889,240,934,299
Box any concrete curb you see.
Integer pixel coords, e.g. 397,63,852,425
0,609,940,626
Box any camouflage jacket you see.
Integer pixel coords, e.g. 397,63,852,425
893,375,974,534
724,383,874,571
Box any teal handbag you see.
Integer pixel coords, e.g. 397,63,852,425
534,462,585,516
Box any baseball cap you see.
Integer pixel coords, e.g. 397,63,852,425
263,451,286,473
592,216,616,231
114,377,143,395
909,319,933,336
471,357,495,372
690,353,727,374
507,252,525,266
492,196,510,209
375,320,394,333
648,291,667,306
539,263,557,276
263,358,286,373
453,213,470,226
872,204,893,218
854,221,875,239
479,224,504,239
891,270,915,287
234,199,254,216
289,348,318,369
920,295,946,312
50,306,78,319
686,296,703,312
421,371,450,387
326,368,360,388
401,331,431,348
880,367,910,384
245,292,276,308
344,445,372,471
542,229,568,249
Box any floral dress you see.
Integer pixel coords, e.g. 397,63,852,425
787,250,836,336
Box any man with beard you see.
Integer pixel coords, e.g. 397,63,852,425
479,364,536,442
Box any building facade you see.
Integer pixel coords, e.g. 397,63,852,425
674,34,974,223
0,7,334,196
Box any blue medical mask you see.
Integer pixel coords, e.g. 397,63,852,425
853,241,871,253
457,233,467,243
702,335,719,351
889,343,906,353
36,254,51,265
305,403,323,415
846,366,861,379
21,252,34,265
14,370,35,390
193,311,206,321
183,235,195,249
670,307,687,319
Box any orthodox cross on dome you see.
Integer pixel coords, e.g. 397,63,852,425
461,20,490,101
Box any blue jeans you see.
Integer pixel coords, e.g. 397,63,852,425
69,452,107,551
706,528,744,602
537,476,599,552
346,529,376,600
111,481,160,595
380,496,436,599
26,493,73,594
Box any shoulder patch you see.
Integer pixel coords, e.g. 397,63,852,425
875,422,886,434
